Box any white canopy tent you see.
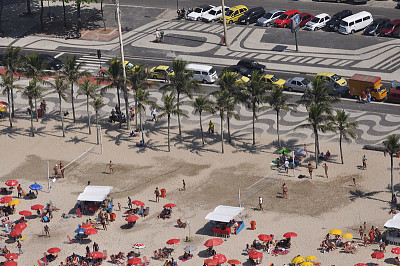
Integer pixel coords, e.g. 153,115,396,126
385,213,400,229
205,205,244,223
77,186,113,202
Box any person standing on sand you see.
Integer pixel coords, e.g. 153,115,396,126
308,163,313,179
324,163,328,178
128,197,132,209
53,164,59,178
259,196,263,211
59,161,65,178
155,187,160,203
359,226,364,239
44,224,50,237
17,184,22,198
362,155,367,170
182,180,186,191
17,241,22,254
108,161,114,174
118,202,121,212
353,177,356,186
284,159,289,174
282,183,288,199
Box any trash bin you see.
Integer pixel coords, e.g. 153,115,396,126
250,221,256,230
37,108,42,118
160,188,166,198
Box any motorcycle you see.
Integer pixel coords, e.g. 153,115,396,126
65,31,81,40
177,8,186,20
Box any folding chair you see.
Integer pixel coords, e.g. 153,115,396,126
102,250,107,260
138,206,144,216
76,208,83,217
67,235,73,244
43,252,48,265
143,256,150,265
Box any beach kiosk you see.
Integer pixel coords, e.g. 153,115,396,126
384,213,400,245
77,186,113,214
205,205,245,237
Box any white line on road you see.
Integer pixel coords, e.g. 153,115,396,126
54,52,64,59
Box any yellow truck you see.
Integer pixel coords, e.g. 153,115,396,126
349,74,387,101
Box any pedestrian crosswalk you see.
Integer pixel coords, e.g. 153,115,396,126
76,55,113,74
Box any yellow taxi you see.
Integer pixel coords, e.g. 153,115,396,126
261,74,286,88
316,72,347,86
223,69,249,85
150,65,174,79
220,5,248,24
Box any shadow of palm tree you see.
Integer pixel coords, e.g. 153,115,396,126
349,189,388,203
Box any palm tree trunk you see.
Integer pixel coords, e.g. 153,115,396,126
96,111,99,144
40,0,44,30
86,95,91,134
252,102,255,146
60,95,65,137
7,90,12,127
140,110,144,143
34,98,38,122
62,0,66,27
71,83,76,123
77,2,81,30
314,129,319,169
135,97,138,129
167,114,170,152
277,110,280,149
11,87,14,117
30,104,34,137
177,92,181,135
0,0,3,35
199,112,204,146
220,112,224,154
391,154,394,202
124,88,130,130
26,0,31,14
117,85,121,129
339,133,343,164
227,115,231,143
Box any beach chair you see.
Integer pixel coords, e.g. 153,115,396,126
43,253,48,265
76,208,83,217
143,256,150,265
102,250,107,260
138,206,144,216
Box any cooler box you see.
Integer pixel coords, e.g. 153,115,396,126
161,188,166,198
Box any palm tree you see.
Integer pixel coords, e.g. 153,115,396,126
224,95,240,144
295,103,331,168
264,86,296,149
158,93,186,152
3,45,22,117
78,79,98,134
23,53,47,81
160,59,201,136
239,71,269,145
383,134,400,202
91,97,106,145
0,72,21,127
23,80,45,137
62,56,89,123
190,96,214,146
91,97,105,144
211,88,232,154
45,76,69,137
328,110,358,164
134,88,156,143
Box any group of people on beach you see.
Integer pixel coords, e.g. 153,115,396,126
53,161,65,178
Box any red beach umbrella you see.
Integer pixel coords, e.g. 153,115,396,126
125,215,139,223
163,203,176,208
5,180,18,187
9,230,22,237
4,261,17,266
258,234,272,242
213,253,227,264
371,251,384,259
19,211,32,216
85,228,98,235
89,251,103,259
5,253,18,260
166,238,180,245
13,223,27,231
204,238,223,247
47,247,61,254
227,259,242,265
132,200,145,206
354,264,368,266
128,257,142,265
31,204,44,210
283,232,297,238
248,251,263,259
0,101,8,107
204,259,218,266
392,247,400,254
0,196,12,203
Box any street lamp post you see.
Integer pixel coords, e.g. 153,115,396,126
221,0,228,47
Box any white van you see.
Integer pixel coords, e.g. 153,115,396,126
185,64,218,83
338,11,373,34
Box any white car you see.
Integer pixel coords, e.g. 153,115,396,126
305,13,331,31
201,6,229,22
187,5,214,21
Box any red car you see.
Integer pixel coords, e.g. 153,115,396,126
274,10,300,28
299,13,314,27
380,19,400,37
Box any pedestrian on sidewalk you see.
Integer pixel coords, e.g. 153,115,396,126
164,72,169,83
259,196,263,211
161,30,165,42
155,29,161,43
151,108,157,121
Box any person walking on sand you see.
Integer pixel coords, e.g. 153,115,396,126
308,163,313,179
155,187,160,203
284,159,289,174
128,197,132,210
108,161,114,174
59,161,65,178
362,155,367,170
282,183,288,199
182,180,186,191
44,224,50,237
324,163,328,178
17,241,22,254
259,196,263,211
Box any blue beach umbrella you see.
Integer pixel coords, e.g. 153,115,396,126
29,184,43,191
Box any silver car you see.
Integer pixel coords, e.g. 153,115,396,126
256,9,286,27
284,77,312,92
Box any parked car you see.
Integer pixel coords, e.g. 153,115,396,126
299,13,314,28
187,5,214,21
392,27,400,38
317,0,347,2
237,59,266,73
225,65,252,78
316,72,347,86
339,11,373,35
223,69,250,84
220,5,248,24
256,9,286,27
238,7,265,25
387,89,400,103
284,77,312,92
201,6,229,22
363,18,390,36
150,65,174,79
39,54,62,70
325,81,350,97
261,74,286,88
185,64,218,84
380,19,400,37
326,10,352,31
305,13,331,31
274,10,300,28
396,2,400,9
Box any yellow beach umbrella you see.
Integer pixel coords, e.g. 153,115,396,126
329,229,342,235
8,199,20,206
301,262,313,266
0,107,7,112
305,256,317,261
342,233,353,239
292,257,305,264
